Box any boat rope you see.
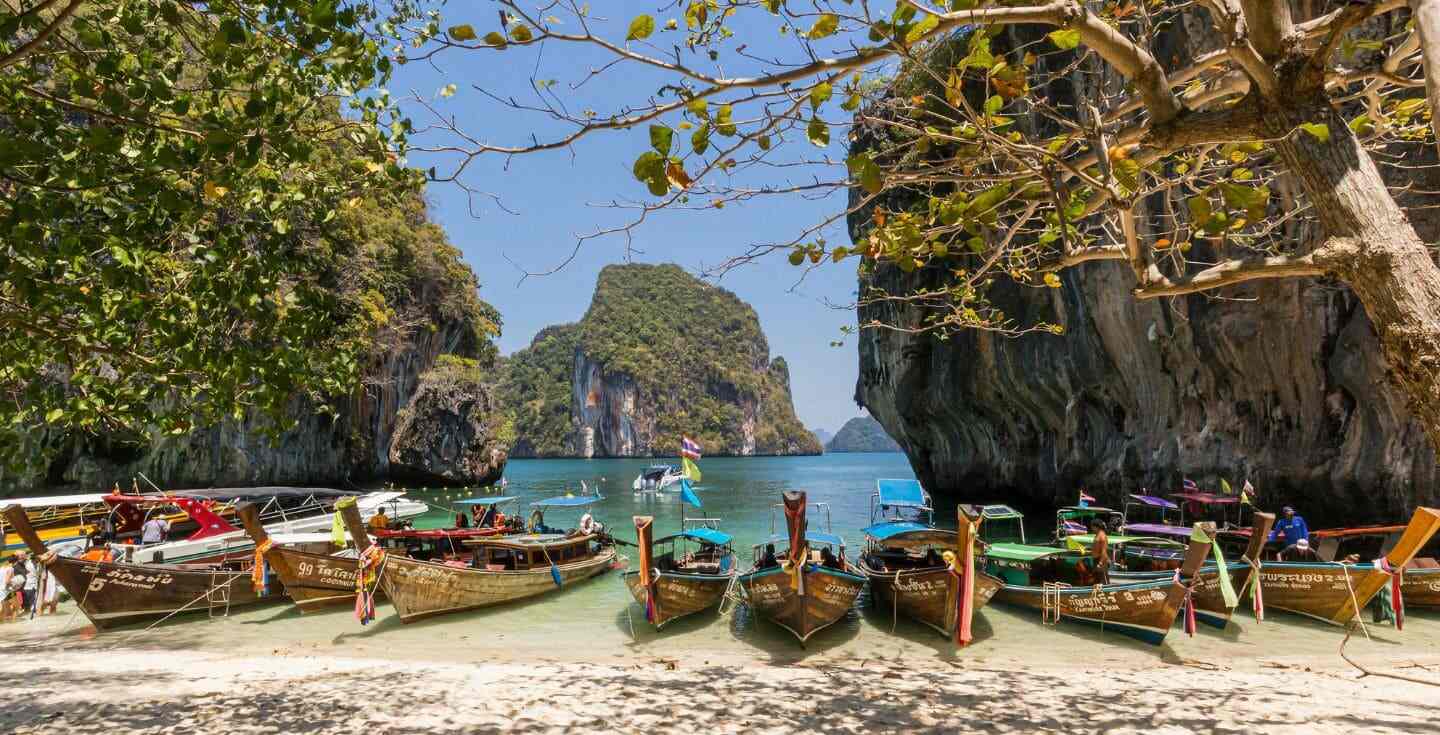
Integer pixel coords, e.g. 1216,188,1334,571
105,570,248,651
1238,554,1265,622
1338,562,1371,642
1339,625,1440,688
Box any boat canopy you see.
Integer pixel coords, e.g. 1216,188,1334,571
979,504,1024,521
1171,492,1238,505
862,520,946,542
533,495,604,508
171,487,358,502
641,466,676,480
1058,505,1118,516
0,493,107,509
1129,494,1178,510
986,542,1066,561
1122,522,1191,538
453,496,517,507
764,531,844,548
678,528,733,546
1066,533,1181,547
875,479,929,509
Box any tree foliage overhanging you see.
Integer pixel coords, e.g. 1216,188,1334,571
0,0,495,468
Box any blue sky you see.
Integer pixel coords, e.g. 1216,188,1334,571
386,8,879,432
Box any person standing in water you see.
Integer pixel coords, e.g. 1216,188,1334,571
1088,520,1111,584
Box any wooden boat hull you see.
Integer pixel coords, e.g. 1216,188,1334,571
46,556,271,630
864,565,1004,638
379,546,617,623
1259,561,1401,625
739,564,866,643
992,577,1190,645
1403,566,1440,608
1110,564,1250,629
622,568,733,628
263,546,364,613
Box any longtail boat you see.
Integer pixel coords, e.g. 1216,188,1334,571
737,491,867,645
623,516,737,629
979,505,1216,645
857,480,1002,644
237,503,363,613
1,493,110,554
1257,507,1440,626
1,504,276,630
1109,512,1277,628
1307,523,1440,612
337,492,617,624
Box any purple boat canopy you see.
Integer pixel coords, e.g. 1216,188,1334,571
1128,494,1178,510
1123,522,1191,537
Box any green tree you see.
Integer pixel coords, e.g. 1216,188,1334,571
0,0,418,462
394,1,1440,455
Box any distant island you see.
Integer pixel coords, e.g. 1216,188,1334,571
811,427,835,447
498,264,821,458
826,416,902,453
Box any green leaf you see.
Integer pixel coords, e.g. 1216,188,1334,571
691,124,710,154
1187,193,1212,225
633,150,665,183
807,13,839,40
715,104,736,136
650,124,674,155
842,92,862,112
788,248,806,265
483,31,508,48
847,154,883,194
447,24,477,41
687,98,709,118
809,82,832,110
1298,122,1330,143
757,134,772,151
1047,28,1081,50
807,117,829,147
983,95,1004,116
440,83,457,98
764,0,784,13
45,408,64,423
509,24,534,42
627,14,656,41
905,14,939,44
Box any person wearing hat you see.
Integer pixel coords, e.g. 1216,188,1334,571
1281,537,1318,561
1274,506,1310,559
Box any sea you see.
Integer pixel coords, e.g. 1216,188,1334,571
13,454,1440,670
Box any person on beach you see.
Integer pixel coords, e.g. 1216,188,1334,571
14,552,36,617
1274,506,1310,557
759,544,779,569
0,559,15,623
40,569,58,615
368,507,391,532
1087,520,1111,584
140,514,171,545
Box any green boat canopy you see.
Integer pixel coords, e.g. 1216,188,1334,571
985,542,1068,561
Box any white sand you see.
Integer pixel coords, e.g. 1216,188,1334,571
2,623,1438,733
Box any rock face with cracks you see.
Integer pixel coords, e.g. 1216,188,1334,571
388,357,508,486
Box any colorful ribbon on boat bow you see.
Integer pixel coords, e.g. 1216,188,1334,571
1174,568,1198,637
1239,555,1264,622
943,548,975,647
1191,525,1238,610
780,544,809,594
251,539,273,595
1376,558,1404,631
355,545,385,625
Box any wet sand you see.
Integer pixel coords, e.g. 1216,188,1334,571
2,601,1439,733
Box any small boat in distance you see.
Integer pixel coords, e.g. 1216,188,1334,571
633,464,685,492
857,479,1003,644
624,516,737,629
737,491,866,645
337,492,618,624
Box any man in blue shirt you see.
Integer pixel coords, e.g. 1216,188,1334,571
1274,506,1310,557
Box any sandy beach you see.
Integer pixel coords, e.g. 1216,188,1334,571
3,605,1439,734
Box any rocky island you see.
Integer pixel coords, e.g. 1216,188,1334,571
499,264,820,458
826,416,902,454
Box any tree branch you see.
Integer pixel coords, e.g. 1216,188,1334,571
1411,0,1440,159
1133,253,1326,299
1238,0,1295,59
0,0,85,70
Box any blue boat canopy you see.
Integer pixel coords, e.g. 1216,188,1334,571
764,531,844,547
533,495,604,508
862,521,943,541
876,478,930,509
679,528,733,546
1128,494,1179,510
452,496,517,506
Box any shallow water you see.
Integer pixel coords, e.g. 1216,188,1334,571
7,454,1440,672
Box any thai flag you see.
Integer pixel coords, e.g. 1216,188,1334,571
1182,478,1199,492
681,435,702,460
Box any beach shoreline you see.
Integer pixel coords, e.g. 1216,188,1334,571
3,610,1439,734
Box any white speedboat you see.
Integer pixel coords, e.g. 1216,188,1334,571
632,465,685,492
104,488,426,566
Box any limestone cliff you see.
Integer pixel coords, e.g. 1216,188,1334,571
388,356,507,486
500,264,820,457
827,416,902,454
849,16,1438,524
6,192,508,492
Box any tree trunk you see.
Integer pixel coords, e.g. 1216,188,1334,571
1267,100,1440,454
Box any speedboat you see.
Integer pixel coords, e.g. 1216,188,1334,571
632,464,685,492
